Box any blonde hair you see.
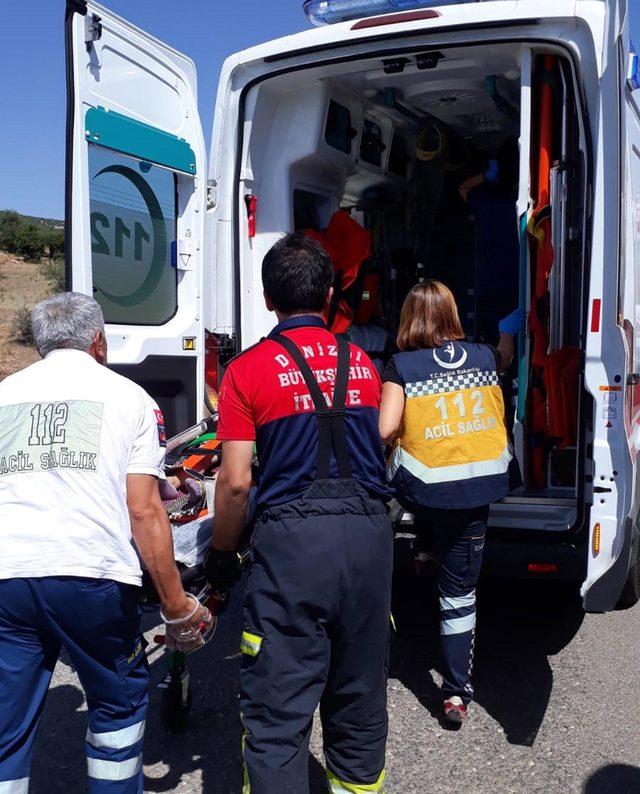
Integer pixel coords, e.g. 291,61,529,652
397,280,465,351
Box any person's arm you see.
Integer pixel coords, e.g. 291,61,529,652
496,333,515,373
204,362,256,595
496,308,526,372
126,394,210,650
459,174,484,203
213,440,254,551
379,382,406,445
127,474,193,619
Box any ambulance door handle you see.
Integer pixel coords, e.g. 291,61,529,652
172,239,194,271
627,373,640,386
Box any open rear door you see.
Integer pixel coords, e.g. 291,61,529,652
582,0,636,611
65,1,207,435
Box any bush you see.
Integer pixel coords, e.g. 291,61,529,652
41,259,66,293
12,307,35,346
0,210,64,262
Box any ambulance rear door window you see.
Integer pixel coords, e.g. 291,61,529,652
88,146,178,326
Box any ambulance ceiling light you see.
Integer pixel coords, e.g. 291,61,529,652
303,0,473,26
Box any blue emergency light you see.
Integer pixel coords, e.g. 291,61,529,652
303,0,476,26
628,42,640,92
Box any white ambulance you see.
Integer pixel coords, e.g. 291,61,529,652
65,0,640,611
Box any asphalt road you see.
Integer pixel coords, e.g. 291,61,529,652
33,573,640,793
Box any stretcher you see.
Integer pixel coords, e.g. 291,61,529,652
140,415,253,731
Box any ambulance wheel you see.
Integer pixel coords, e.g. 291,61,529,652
162,673,193,732
617,539,640,609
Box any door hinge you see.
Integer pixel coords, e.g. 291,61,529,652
207,179,217,210
85,14,102,48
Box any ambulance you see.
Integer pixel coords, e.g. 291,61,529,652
65,0,640,611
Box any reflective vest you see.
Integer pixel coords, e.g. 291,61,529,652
388,341,512,509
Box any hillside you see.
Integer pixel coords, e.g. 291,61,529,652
0,252,58,379
0,210,63,229
0,211,65,380
0,209,64,260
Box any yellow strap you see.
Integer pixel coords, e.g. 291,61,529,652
240,631,263,657
327,769,386,793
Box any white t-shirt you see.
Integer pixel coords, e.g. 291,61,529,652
0,349,166,586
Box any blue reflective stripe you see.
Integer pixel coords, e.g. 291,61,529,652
441,612,476,636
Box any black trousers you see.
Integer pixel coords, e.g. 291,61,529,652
419,505,489,705
240,479,393,794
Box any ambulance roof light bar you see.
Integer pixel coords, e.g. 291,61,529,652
303,0,481,27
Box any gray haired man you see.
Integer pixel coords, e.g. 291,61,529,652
0,293,211,794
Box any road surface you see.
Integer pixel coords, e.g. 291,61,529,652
32,575,640,793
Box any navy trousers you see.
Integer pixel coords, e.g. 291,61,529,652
240,480,393,794
0,577,148,793
426,506,488,705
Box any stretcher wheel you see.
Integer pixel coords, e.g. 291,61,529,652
162,664,193,732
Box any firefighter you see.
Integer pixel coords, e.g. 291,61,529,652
204,234,393,793
379,281,524,726
0,293,211,794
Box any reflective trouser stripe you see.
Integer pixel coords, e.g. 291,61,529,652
0,779,29,794
441,612,476,635
86,720,145,750
327,769,386,793
87,755,142,781
439,592,475,612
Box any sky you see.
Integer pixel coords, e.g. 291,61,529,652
0,1,639,220
0,1,307,220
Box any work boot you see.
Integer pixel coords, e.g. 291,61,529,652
443,696,468,728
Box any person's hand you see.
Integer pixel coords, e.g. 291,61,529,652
162,594,215,654
204,548,243,600
499,308,526,336
485,158,500,183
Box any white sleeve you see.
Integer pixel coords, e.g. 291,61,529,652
127,390,166,478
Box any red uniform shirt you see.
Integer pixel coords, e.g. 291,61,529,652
217,316,390,506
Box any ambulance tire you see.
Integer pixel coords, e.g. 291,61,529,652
616,538,640,610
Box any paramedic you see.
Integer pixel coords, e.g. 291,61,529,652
460,137,520,344
205,234,393,794
379,281,524,726
0,293,211,794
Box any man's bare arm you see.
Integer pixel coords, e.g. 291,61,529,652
127,474,192,619
213,440,254,551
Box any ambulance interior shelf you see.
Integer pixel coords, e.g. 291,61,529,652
282,47,586,498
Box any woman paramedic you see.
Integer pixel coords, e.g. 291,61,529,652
379,280,524,726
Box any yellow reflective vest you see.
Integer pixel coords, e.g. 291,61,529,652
386,341,512,509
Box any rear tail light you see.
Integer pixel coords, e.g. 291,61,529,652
205,331,220,393
527,563,558,574
303,0,452,26
592,523,601,557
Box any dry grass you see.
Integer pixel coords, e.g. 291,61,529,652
0,251,55,380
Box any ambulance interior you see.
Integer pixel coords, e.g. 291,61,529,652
240,43,588,527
